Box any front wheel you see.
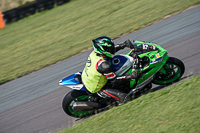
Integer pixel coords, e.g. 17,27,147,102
62,90,94,118
152,57,185,85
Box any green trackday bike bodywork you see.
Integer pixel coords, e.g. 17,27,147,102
126,40,169,88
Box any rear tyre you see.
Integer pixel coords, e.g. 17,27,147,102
152,57,185,85
62,90,94,118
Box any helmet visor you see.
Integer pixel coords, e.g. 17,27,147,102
103,45,115,54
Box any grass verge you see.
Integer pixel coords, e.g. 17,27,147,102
1,0,200,84
59,75,200,133
0,0,35,11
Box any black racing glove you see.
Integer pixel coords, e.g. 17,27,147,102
125,70,138,80
117,39,134,49
124,39,134,48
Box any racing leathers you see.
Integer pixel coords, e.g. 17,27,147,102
82,40,136,102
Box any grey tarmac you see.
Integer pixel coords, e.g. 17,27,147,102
0,5,200,133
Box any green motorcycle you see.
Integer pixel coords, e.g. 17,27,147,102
59,40,185,118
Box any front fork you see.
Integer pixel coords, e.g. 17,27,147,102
129,54,169,88
154,54,169,75
158,67,167,75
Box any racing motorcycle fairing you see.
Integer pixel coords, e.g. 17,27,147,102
126,41,169,88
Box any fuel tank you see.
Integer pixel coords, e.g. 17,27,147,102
109,55,134,76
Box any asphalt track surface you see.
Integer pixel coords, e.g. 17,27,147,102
0,5,200,133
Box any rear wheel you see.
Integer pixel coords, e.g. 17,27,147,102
62,90,94,118
152,57,185,85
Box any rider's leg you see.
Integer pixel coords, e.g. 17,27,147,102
97,86,130,103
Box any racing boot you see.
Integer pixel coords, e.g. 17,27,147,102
97,88,131,104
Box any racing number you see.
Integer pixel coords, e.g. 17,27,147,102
143,44,149,50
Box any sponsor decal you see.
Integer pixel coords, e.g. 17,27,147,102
155,53,160,58
87,57,91,67
143,44,149,49
150,57,162,64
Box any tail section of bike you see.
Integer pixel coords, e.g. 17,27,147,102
59,72,86,91
60,72,102,118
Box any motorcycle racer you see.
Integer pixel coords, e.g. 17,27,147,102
82,36,157,103
61,36,185,118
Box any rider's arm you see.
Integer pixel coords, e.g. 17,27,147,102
96,59,117,80
115,40,134,52
115,43,126,53
116,39,159,53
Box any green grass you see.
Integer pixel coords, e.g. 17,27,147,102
59,75,200,133
1,0,200,84
0,0,35,11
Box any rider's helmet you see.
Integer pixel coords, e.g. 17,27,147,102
92,36,115,58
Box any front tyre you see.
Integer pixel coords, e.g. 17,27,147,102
152,57,185,85
62,90,94,118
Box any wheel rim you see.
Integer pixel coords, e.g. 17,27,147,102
68,95,94,117
153,63,182,84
